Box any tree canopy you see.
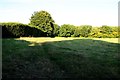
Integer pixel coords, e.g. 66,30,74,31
59,24,75,37
29,10,55,36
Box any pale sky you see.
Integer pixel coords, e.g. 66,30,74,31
0,0,119,26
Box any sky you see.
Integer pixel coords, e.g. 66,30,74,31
0,0,119,26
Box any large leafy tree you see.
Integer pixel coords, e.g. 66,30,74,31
29,10,55,36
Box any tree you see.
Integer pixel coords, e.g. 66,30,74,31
59,24,75,37
90,27,100,37
100,25,112,34
80,25,92,37
29,10,55,36
53,24,60,37
72,26,81,37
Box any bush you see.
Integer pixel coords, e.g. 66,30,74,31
0,22,45,38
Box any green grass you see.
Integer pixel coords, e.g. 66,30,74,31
2,37,120,79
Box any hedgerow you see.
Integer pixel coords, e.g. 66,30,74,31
0,22,46,38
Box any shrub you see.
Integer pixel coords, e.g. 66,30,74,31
0,22,45,38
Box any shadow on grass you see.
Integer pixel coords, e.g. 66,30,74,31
2,38,120,79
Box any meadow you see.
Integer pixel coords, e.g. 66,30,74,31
2,37,120,79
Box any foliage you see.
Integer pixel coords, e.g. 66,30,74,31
72,26,81,37
1,22,119,38
59,24,75,37
89,26,120,38
100,25,113,34
0,22,45,38
53,24,60,37
80,25,92,37
29,10,55,36
58,24,119,38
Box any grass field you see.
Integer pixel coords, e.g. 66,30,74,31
2,37,120,79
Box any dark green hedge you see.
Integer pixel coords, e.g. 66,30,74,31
0,22,46,38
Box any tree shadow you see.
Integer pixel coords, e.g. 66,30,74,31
2,38,120,79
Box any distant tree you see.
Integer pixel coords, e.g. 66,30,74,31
90,27,100,37
111,27,118,32
29,10,55,36
100,25,112,34
72,26,81,37
53,24,60,37
59,24,75,37
80,25,92,37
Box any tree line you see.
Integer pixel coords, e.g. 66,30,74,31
1,10,119,38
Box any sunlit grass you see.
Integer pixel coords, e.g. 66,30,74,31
18,37,119,43
92,38,119,44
